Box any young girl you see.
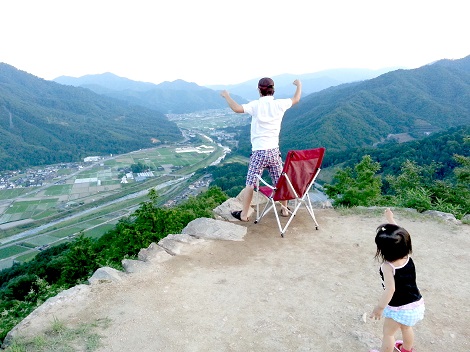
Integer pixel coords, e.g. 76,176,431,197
369,208,425,352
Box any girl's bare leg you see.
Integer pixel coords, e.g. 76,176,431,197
400,324,414,351
381,318,400,352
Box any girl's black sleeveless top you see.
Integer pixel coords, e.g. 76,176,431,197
380,257,422,307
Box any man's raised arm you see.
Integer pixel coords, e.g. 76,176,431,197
220,90,244,113
291,79,302,105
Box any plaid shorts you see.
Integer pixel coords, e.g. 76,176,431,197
383,298,425,326
246,148,283,186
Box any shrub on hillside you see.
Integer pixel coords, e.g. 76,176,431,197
324,155,383,207
325,151,469,219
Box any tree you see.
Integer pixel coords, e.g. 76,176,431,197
324,155,382,206
448,136,470,216
453,137,470,185
59,234,98,285
131,162,151,173
386,160,437,212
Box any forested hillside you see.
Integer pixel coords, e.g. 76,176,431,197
280,55,470,152
0,64,182,170
324,125,470,178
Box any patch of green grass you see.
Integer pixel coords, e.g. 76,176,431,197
77,169,99,177
31,209,58,220
44,185,73,196
44,226,84,239
24,235,59,246
6,199,58,215
103,159,118,167
84,224,116,239
100,180,120,186
81,218,109,227
0,188,30,201
0,245,29,259
0,258,14,270
4,317,111,352
14,251,39,264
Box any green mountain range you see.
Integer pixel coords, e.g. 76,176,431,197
2,55,470,171
0,64,182,170
54,74,248,114
280,56,470,152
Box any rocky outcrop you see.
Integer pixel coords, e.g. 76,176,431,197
422,210,462,224
212,189,267,221
182,217,247,241
1,284,91,347
88,267,124,284
463,214,470,223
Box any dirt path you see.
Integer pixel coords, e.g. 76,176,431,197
7,208,470,351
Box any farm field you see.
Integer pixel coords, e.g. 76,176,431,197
0,145,216,230
0,109,241,269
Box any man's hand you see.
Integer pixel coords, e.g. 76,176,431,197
291,79,302,105
220,90,244,113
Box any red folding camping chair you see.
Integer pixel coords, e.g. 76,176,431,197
254,147,325,237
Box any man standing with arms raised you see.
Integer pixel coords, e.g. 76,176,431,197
221,77,302,222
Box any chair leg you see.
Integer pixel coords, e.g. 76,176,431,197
255,199,275,224
304,194,320,230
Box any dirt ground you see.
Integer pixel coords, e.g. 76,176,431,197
6,208,470,351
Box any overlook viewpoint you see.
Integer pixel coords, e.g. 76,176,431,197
4,206,469,351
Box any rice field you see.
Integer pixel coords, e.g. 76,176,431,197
0,145,216,227
0,188,30,200
44,184,73,196
0,245,29,258
0,139,225,266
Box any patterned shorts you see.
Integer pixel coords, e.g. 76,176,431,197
383,299,425,326
246,148,283,187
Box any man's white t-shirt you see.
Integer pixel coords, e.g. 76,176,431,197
242,96,293,151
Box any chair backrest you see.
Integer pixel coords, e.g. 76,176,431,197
273,147,325,201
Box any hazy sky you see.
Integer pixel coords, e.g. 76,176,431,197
1,0,469,86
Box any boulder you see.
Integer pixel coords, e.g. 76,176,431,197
213,190,267,221
182,217,247,241
423,210,461,224
158,233,206,255
88,267,123,285
138,242,173,263
3,284,91,347
122,259,149,273
461,214,470,223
